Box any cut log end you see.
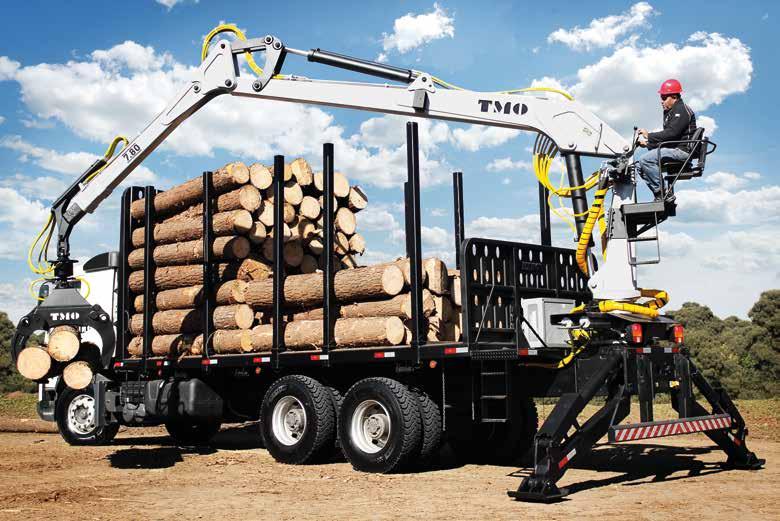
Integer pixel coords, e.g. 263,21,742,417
48,325,80,362
16,347,52,380
62,361,93,390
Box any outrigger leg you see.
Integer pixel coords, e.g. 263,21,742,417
509,351,628,502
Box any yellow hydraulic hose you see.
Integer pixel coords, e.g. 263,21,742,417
598,300,659,318
575,187,609,276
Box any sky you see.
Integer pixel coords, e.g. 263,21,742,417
0,0,777,322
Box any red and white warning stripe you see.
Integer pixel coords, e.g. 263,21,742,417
557,448,577,469
612,414,732,442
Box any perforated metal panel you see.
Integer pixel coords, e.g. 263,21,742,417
460,238,591,349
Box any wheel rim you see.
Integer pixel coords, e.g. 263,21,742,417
67,394,96,435
350,399,391,454
271,396,307,446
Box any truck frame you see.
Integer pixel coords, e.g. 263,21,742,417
10,31,763,502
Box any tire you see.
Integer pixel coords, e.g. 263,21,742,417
328,386,344,454
413,388,442,464
165,419,222,446
55,386,119,446
260,375,336,464
339,377,421,473
478,395,538,465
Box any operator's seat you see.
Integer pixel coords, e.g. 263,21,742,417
660,127,713,188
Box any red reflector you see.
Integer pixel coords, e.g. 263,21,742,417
630,323,643,344
113,362,121,368
201,359,211,365
252,357,263,364
673,324,684,344
156,361,163,367
373,352,385,358
444,347,457,355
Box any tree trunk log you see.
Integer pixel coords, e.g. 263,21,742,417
265,181,303,206
348,233,366,255
432,295,454,322
213,304,255,329
47,325,80,362
128,258,270,292
292,291,434,321
290,158,313,187
300,255,318,274
249,316,405,351
133,281,246,311
130,162,250,219
127,236,250,269
62,361,93,390
248,221,267,244
130,309,201,335
347,186,368,211
257,201,274,227
131,210,252,247
249,163,273,190
127,334,198,357
299,196,321,220
314,170,350,197
283,203,297,224
374,259,428,287
16,347,52,380
448,269,461,307
424,258,449,295
191,330,253,354
335,207,356,235
245,264,404,309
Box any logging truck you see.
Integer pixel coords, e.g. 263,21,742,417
11,28,763,502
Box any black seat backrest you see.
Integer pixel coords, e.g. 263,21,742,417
661,127,707,179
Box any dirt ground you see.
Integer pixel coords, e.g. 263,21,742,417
0,423,776,521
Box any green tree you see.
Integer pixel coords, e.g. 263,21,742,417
0,312,36,393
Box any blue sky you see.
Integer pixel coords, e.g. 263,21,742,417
0,1,777,321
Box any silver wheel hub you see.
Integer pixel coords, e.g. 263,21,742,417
272,396,307,446
67,395,96,435
351,400,391,454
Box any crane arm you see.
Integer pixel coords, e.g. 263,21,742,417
51,34,629,276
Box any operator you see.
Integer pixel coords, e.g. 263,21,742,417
635,79,697,201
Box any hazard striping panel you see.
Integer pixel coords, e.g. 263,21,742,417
609,414,732,443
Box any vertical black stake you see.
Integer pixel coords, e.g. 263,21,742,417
322,144,337,365
538,183,552,246
452,171,465,269
141,186,156,371
202,172,215,363
117,187,135,364
405,122,425,360
272,155,286,369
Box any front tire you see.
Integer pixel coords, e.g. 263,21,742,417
55,386,119,446
339,378,421,473
260,375,336,464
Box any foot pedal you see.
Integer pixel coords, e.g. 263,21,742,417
609,414,731,442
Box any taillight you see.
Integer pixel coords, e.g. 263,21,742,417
630,323,643,344
672,324,684,344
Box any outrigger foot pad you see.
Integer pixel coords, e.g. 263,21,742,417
508,478,568,503
724,452,765,470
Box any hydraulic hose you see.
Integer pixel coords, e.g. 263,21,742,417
575,187,609,276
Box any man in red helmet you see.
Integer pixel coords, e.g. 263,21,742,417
636,79,697,201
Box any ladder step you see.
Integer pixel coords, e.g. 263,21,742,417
481,395,508,400
631,259,661,265
480,418,508,423
480,371,507,376
628,236,658,243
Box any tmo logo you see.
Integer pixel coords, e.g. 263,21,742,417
478,99,528,116
50,312,80,321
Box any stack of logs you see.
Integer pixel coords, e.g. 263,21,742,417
16,327,99,389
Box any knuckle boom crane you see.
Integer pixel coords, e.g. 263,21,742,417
11,26,763,502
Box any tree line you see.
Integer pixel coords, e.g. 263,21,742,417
1,290,778,397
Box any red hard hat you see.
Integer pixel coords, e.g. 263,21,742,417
658,79,683,95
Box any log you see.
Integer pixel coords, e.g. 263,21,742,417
294,219,318,242
128,334,198,357
62,361,93,390
270,162,293,182
249,163,273,190
314,170,350,197
265,180,303,206
248,221,267,244
307,237,324,255
128,259,270,292
192,330,253,354
16,347,52,380
299,196,321,220
284,240,305,267
249,316,405,351
427,316,456,342
245,264,404,309
334,232,350,255
424,258,449,295
293,291,434,321
47,325,80,362
130,309,201,335
340,254,359,269
335,207,356,235
130,161,250,219
216,280,248,305
432,295,454,322
300,255,319,274
213,304,255,329
127,236,250,269
283,203,297,224
348,233,366,255
347,186,368,211
374,259,428,287
257,201,275,227
131,210,252,247
133,281,246,311
290,158,314,187
448,270,462,307
162,185,261,222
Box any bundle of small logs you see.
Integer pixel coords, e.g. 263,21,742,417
16,327,100,390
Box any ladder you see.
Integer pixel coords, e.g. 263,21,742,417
478,360,511,423
620,200,675,266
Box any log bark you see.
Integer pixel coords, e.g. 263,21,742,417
216,280,247,305
131,210,252,247
265,181,303,206
128,334,198,357
16,347,52,380
128,258,270,292
290,158,313,187
293,291,434,321
299,196,321,220
245,264,404,309
348,233,366,255
191,330,253,354
133,281,246,311
249,163,273,190
249,316,405,351
127,236,250,269
347,185,368,211
335,207,356,235
62,361,93,390
47,326,80,362
424,258,449,295
248,221,267,244
130,309,201,335
374,259,428,287
314,170,350,197
130,162,250,219
162,185,261,221
213,304,255,329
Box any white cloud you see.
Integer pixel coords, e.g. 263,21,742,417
92,41,172,71
486,157,533,172
421,225,451,250
697,115,717,136
429,208,447,217
0,187,49,260
743,171,761,180
451,126,520,152
0,115,4,125
20,118,54,129
553,32,753,135
658,230,696,257
676,185,780,224
0,280,38,323
0,174,69,201
0,56,19,80
704,171,748,191
548,2,656,51
0,135,157,184
466,215,539,243
155,0,194,8
381,3,455,55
